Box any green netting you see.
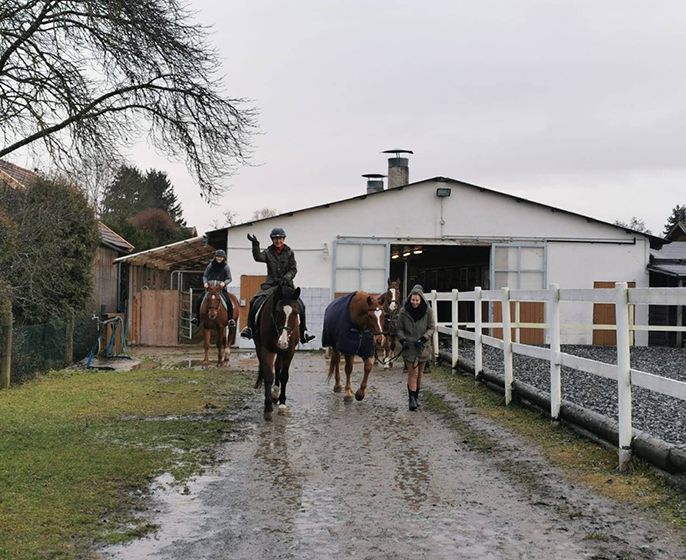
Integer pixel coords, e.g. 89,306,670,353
4,315,99,384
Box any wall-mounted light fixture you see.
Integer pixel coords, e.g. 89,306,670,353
412,246,423,255
435,187,452,198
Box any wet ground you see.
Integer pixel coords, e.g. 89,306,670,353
103,350,684,560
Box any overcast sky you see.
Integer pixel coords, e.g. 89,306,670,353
130,0,686,237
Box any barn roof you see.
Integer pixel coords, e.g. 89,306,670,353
649,241,686,278
113,236,216,271
205,176,667,249
0,160,38,189
98,222,134,254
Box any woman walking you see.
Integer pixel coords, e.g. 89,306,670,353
397,284,435,411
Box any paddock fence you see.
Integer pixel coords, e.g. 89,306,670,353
425,283,686,472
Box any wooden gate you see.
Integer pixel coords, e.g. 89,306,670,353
138,290,180,346
593,281,635,346
239,275,267,330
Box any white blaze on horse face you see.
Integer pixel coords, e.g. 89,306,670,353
389,288,398,312
278,305,294,349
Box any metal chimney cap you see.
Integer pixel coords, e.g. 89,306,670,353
382,149,414,157
362,173,387,179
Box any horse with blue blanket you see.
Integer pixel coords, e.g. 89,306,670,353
323,291,385,402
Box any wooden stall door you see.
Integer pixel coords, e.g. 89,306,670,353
139,290,180,346
593,281,635,346
492,302,545,345
240,275,267,330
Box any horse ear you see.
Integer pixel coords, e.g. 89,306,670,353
294,287,300,299
367,295,374,307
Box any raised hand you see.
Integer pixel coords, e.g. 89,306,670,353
247,233,258,244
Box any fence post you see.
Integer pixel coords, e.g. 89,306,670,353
502,287,513,405
431,290,439,361
66,314,74,365
1,309,12,389
615,281,633,472
474,287,483,377
548,284,561,421
451,289,459,370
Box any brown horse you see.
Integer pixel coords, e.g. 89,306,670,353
323,291,385,402
378,278,402,369
200,281,239,367
254,284,301,420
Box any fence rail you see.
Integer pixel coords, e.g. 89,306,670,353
426,283,686,471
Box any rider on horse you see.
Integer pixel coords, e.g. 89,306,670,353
239,227,316,344
193,249,235,327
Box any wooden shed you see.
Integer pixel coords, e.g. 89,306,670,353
114,235,225,346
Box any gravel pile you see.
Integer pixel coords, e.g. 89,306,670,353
445,338,686,446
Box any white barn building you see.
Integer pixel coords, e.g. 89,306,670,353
209,163,661,349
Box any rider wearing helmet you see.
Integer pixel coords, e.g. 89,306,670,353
192,249,235,327
240,227,316,344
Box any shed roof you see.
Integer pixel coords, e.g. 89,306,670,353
113,236,215,270
649,241,686,278
98,222,134,254
0,160,38,189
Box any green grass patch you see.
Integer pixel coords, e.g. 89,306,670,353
430,365,686,540
0,365,253,560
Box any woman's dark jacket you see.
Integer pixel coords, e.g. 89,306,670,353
396,292,436,363
252,243,297,295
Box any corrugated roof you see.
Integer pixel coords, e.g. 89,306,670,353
650,241,686,261
649,241,686,277
113,236,215,270
648,263,686,277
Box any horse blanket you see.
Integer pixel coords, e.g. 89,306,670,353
322,292,375,358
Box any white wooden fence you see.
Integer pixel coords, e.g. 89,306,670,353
426,283,686,471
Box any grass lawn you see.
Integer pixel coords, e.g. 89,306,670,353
428,365,686,542
0,361,253,560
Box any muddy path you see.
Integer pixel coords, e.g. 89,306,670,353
103,351,684,560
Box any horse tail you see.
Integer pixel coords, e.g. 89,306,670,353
326,348,338,382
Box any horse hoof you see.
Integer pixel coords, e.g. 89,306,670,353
278,404,288,415
333,385,343,393
344,394,354,403
264,410,273,421
383,364,390,370
355,390,365,401
271,387,281,401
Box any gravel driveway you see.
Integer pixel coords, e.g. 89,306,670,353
102,351,685,560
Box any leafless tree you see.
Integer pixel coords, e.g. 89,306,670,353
614,216,652,235
0,0,256,201
210,208,240,229
251,207,278,220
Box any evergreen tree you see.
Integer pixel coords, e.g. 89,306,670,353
663,204,686,236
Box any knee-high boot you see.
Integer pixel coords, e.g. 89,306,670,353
408,385,418,411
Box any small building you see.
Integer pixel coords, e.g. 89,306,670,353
648,222,686,347
209,153,664,348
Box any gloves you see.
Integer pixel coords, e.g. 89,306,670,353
414,336,427,349
401,339,410,351
247,233,259,245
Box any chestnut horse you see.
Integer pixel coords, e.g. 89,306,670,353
378,278,402,369
323,291,385,402
254,284,301,420
200,281,239,367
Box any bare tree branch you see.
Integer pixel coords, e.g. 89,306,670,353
0,0,256,200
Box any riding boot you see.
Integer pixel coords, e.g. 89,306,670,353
298,298,316,344
408,385,418,411
415,385,421,408
240,302,257,339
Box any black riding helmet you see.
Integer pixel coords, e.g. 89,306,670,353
214,249,226,258
270,227,286,238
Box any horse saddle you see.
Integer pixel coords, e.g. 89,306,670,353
202,291,229,310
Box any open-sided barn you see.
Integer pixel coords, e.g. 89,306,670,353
209,156,663,349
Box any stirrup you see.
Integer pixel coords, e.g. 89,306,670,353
300,332,316,344
240,327,252,339
228,319,236,328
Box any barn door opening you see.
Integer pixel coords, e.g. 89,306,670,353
333,240,389,298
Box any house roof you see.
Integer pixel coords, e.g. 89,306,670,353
205,176,666,248
0,160,38,190
113,236,216,271
649,241,686,278
98,222,134,254
665,222,686,241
